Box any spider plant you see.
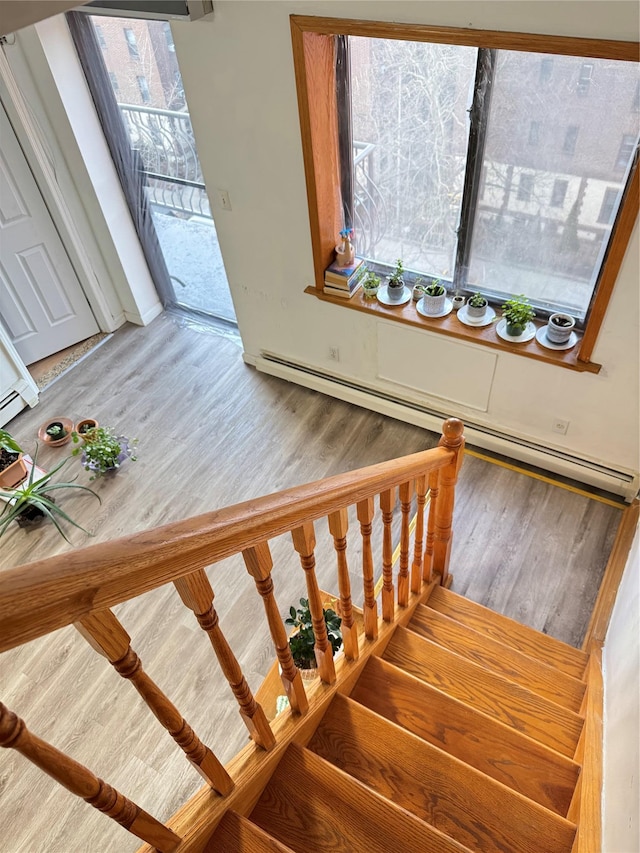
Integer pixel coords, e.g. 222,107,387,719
0,446,101,541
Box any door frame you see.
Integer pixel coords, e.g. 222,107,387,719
0,19,163,336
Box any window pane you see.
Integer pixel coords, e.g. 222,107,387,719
467,51,639,319
350,37,478,279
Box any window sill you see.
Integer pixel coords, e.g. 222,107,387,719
306,287,602,374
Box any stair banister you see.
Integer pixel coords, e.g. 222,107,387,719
75,609,234,794
174,569,276,750
328,507,358,661
242,541,309,715
432,419,465,586
0,703,181,852
0,440,456,654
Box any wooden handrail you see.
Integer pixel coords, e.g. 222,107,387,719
0,442,455,653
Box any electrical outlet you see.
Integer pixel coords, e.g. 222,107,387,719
552,418,570,435
328,346,340,362
216,189,232,210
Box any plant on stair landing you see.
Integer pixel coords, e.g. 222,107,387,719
285,598,342,670
0,446,100,541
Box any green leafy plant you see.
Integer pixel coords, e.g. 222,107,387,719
0,430,22,455
72,427,137,479
285,597,342,670
419,279,446,297
0,446,100,541
468,292,488,308
388,259,404,285
502,295,535,332
362,270,381,291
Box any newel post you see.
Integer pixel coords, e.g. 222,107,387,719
432,418,465,587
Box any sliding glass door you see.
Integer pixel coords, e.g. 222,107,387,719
68,12,236,323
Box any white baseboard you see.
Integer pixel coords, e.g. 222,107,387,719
251,352,639,502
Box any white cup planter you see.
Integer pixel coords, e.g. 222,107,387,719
467,298,488,319
420,289,447,315
546,313,575,344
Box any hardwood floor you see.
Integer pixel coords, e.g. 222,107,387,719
0,313,621,852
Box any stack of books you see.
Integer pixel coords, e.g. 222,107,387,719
323,258,365,298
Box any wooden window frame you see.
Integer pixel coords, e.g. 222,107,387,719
290,15,639,373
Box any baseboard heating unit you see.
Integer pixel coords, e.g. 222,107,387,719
250,351,638,503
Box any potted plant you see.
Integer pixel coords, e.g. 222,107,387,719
72,426,137,479
467,292,489,320
361,270,381,299
0,447,100,541
502,295,536,337
0,430,27,490
451,292,466,311
417,279,447,316
285,597,342,676
546,312,576,345
386,258,406,302
38,417,74,447
75,418,99,441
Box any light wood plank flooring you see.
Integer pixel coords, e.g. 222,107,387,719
0,313,621,852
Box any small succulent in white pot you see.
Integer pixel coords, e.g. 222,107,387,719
546,313,575,344
467,292,488,319
418,280,447,315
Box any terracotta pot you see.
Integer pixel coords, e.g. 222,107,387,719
0,453,28,490
76,418,99,441
38,417,74,447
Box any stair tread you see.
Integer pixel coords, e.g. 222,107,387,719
428,586,588,679
204,811,296,853
350,656,579,816
410,604,586,711
384,627,583,757
308,693,576,853
250,742,473,853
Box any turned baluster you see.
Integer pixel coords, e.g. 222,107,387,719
328,508,359,661
0,703,180,852
380,488,395,622
423,468,440,583
433,418,465,586
397,481,413,607
242,541,309,715
174,569,275,750
75,609,233,795
291,522,336,684
411,474,428,594
357,497,378,640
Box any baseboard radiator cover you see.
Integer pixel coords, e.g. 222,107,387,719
251,352,638,502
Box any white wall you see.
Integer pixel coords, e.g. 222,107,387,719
170,0,639,478
603,522,639,852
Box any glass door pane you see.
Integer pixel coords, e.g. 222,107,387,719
86,15,235,322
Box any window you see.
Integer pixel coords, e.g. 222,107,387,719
528,121,540,146
292,18,640,369
577,62,593,95
597,188,619,224
137,74,150,103
108,71,119,92
615,134,636,170
563,126,579,155
95,24,106,48
124,28,139,59
539,57,553,83
550,179,568,208
164,22,175,52
634,82,640,111
517,173,534,202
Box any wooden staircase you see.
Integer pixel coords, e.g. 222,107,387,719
204,585,590,853
1,418,615,853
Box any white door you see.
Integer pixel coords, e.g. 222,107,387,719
0,103,99,365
